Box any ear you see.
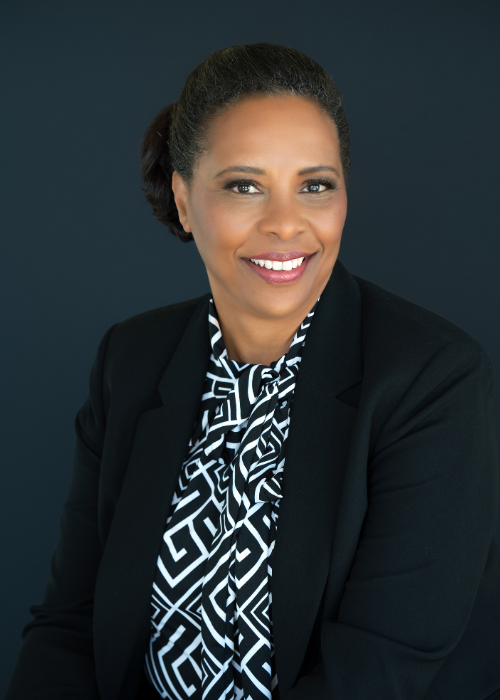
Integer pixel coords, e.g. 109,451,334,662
171,171,192,233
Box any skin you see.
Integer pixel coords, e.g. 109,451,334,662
172,94,347,366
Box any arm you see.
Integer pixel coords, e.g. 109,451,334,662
6,325,117,700
286,338,499,699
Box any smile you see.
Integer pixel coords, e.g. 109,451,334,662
244,253,314,284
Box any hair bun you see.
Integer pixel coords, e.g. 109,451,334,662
140,102,192,242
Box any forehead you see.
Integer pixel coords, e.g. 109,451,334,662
201,94,341,171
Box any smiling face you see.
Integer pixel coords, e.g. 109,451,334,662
172,93,347,326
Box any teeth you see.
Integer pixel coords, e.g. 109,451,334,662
250,256,306,270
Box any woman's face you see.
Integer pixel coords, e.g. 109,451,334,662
172,94,347,321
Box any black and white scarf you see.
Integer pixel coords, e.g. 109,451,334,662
145,297,319,700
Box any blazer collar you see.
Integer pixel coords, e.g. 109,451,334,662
156,293,211,406
94,259,363,700
298,257,363,396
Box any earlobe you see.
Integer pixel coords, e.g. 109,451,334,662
171,171,192,233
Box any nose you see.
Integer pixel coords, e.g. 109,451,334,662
257,190,306,240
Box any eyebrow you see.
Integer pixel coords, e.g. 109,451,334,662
214,164,340,178
214,165,265,178
297,165,340,176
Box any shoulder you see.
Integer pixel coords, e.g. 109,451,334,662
351,273,492,390
107,295,208,362
354,274,469,346
348,274,494,461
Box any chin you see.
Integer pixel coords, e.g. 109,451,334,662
246,289,315,319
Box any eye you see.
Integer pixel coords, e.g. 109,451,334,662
300,179,335,194
224,180,261,194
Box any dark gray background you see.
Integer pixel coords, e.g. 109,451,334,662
1,0,499,694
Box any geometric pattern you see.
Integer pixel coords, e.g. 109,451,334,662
144,297,319,700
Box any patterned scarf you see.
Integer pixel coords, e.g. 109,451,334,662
145,297,318,700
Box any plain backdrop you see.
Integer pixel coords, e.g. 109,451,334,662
1,0,499,694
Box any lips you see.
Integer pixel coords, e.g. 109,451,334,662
244,252,315,284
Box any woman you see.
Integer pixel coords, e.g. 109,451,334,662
6,43,500,700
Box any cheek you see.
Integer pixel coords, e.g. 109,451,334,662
192,196,251,255
309,195,347,243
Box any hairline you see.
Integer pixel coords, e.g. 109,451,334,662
177,89,343,183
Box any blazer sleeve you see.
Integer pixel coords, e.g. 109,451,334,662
285,337,499,700
5,324,117,700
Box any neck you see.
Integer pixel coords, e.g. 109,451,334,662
212,293,318,367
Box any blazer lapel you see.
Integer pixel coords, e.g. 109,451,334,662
94,293,212,700
271,259,363,695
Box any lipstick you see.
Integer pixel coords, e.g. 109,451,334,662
243,252,315,284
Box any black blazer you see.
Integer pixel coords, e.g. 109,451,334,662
6,260,500,700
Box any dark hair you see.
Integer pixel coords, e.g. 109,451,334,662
140,43,351,242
